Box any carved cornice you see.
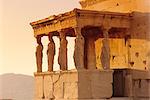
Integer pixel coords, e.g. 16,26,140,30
30,9,131,37
79,0,108,8
30,9,77,28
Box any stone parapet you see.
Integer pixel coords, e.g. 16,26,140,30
124,70,150,99
34,69,113,100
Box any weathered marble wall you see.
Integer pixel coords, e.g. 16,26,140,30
95,12,150,71
95,38,128,70
34,70,113,100
129,12,150,70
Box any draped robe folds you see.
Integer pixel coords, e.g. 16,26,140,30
47,41,55,71
58,38,68,70
36,44,43,72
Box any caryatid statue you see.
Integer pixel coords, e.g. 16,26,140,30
35,36,43,72
100,28,110,70
58,31,68,71
73,27,85,69
47,33,55,72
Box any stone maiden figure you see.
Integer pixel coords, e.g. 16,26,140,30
36,35,43,72
47,33,55,72
58,32,68,71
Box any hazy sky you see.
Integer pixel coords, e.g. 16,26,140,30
0,0,81,75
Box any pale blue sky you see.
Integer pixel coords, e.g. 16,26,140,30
0,0,81,75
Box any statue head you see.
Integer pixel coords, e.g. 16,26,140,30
36,35,42,45
48,33,53,41
60,33,66,39
48,33,53,42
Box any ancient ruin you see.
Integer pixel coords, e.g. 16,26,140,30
30,0,150,100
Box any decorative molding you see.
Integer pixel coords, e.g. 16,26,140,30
30,9,131,37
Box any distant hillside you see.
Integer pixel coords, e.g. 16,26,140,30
0,73,34,100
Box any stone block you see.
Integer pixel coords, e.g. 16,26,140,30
90,70,113,83
44,75,53,99
62,70,78,82
131,70,150,80
91,83,112,99
64,82,78,99
53,79,63,99
34,75,43,99
78,70,113,99
135,80,150,97
124,70,150,99
124,75,133,97
78,81,92,99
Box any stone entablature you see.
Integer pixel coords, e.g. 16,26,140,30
30,9,131,37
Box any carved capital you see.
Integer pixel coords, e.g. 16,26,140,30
125,28,131,35
102,26,111,39
58,29,67,39
58,29,69,33
74,27,82,36
48,32,54,37
48,32,54,42
101,26,111,31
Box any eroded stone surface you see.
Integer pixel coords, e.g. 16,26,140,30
34,70,113,100
58,31,68,71
34,76,43,99
74,28,85,70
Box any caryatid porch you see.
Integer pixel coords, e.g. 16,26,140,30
30,9,131,100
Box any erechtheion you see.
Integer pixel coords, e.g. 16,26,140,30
30,0,150,100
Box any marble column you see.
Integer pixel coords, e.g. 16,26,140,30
35,36,43,72
58,30,68,71
100,27,110,70
47,33,55,72
73,27,85,70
